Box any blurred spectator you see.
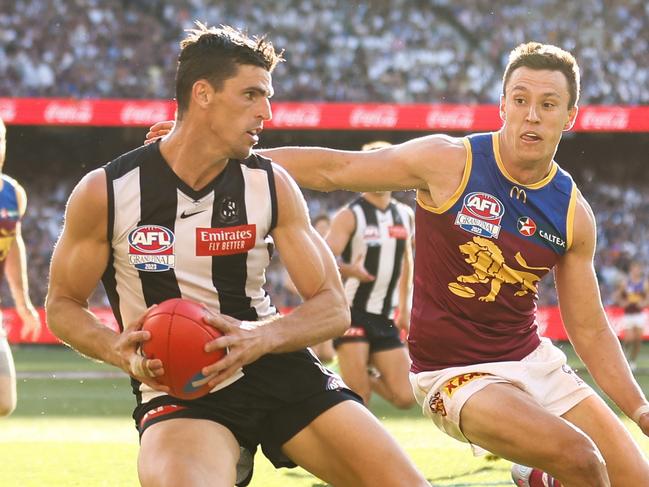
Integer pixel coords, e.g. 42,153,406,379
0,0,648,104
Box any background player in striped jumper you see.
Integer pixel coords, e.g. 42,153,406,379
0,117,42,417
252,43,649,486
616,260,649,372
327,140,415,408
47,23,428,487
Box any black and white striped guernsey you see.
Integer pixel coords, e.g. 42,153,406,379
101,141,278,334
341,196,414,318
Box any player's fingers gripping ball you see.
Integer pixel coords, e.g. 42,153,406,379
141,298,226,399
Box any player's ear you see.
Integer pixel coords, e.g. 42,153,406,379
192,80,212,108
499,95,506,122
564,105,578,131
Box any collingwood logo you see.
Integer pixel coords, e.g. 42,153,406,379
509,186,527,203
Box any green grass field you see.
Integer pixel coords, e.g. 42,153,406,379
1,344,648,486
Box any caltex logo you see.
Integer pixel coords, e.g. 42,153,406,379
517,217,537,236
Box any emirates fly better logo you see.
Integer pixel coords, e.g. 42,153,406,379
196,225,256,256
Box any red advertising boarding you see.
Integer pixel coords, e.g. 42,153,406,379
4,306,646,344
2,98,649,131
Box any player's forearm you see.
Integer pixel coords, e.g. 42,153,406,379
263,287,350,354
5,242,33,309
573,324,647,417
46,295,121,367
260,147,343,191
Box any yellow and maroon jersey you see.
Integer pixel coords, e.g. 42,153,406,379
622,279,647,314
0,175,20,284
410,132,577,372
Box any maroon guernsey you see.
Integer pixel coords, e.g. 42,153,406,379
409,133,577,372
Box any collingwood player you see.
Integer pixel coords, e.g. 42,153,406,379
46,23,427,487
328,141,415,409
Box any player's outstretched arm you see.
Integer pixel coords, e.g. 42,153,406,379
46,170,167,391
144,121,467,200
555,192,649,433
259,134,463,194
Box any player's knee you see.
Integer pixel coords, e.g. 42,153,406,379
391,392,416,409
556,441,607,483
140,459,222,487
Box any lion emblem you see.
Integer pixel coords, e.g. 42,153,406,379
448,236,550,302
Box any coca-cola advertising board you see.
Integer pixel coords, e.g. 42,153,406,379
1,98,648,131
4,306,645,344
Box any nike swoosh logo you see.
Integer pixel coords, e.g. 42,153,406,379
180,209,207,219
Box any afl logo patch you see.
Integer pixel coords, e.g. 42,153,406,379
517,216,537,237
454,192,504,239
128,225,175,272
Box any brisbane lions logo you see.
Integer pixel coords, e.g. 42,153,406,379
448,236,550,302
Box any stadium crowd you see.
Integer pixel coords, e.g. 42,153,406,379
2,175,645,311
0,0,648,104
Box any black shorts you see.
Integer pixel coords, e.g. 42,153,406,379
333,308,404,353
132,349,361,486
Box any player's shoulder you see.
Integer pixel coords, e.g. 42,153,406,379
244,151,274,170
104,142,158,178
565,187,596,253
0,174,27,213
549,161,577,197
1,173,19,188
1,173,24,195
399,133,465,158
71,169,108,208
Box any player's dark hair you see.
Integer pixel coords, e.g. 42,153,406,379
176,22,284,119
503,42,580,109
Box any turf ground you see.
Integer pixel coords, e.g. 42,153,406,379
2,343,649,486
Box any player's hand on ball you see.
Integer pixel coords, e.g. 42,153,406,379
144,120,174,144
202,312,271,387
116,308,169,393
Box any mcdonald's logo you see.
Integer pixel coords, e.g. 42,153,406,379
509,186,527,203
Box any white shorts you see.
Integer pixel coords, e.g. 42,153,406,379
623,312,646,331
409,338,594,455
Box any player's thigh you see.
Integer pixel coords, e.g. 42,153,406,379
336,341,371,389
0,339,16,414
461,382,601,472
139,418,239,487
282,400,426,487
562,394,649,485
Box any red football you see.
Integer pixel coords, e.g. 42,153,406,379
141,298,225,400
